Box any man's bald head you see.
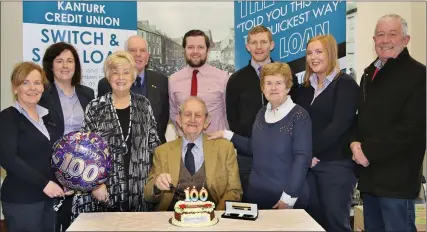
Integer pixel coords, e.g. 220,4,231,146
125,35,150,73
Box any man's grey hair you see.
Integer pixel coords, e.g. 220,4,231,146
178,96,209,117
375,14,408,37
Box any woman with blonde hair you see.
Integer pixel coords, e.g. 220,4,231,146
209,62,312,210
0,62,65,232
71,51,161,218
295,34,359,232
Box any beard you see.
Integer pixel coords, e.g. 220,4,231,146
185,54,207,68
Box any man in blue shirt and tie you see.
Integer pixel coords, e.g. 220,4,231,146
144,97,242,210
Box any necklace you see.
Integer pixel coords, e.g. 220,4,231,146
110,94,133,154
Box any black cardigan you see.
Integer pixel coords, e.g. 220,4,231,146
0,107,57,203
354,48,426,199
295,72,360,161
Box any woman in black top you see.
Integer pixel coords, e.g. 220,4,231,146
0,62,65,232
38,42,94,232
295,35,359,232
71,51,161,219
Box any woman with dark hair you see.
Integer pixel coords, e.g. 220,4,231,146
0,62,65,232
39,42,94,232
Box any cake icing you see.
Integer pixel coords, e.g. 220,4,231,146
171,200,218,227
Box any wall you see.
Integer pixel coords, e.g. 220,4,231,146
1,2,22,111
1,2,23,220
2,2,424,113
354,2,426,83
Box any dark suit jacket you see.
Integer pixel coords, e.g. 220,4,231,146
39,83,94,143
97,69,169,143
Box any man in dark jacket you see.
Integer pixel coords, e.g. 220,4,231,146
351,14,426,231
226,25,299,200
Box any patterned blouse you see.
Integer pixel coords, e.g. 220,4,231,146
71,92,161,219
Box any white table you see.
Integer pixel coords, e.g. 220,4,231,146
67,210,324,231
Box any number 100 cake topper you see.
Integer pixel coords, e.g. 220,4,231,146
184,186,208,202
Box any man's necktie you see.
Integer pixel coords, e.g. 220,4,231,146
135,76,142,87
258,66,262,78
185,143,196,175
191,70,199,96
372,68,380,81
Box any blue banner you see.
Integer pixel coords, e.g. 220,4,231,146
23,1,136,30
23,1,137,94
234,0,346,70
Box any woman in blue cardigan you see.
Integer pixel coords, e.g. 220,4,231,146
208,62,312,209
295,34,359,232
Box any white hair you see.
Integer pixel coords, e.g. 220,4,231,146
374,14,408,37
178,97,209,117
123,35,148,51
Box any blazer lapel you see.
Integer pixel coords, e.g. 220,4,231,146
168,137,182,188
43,115,58,143
75,85,89,110
202,134,217,189
49,83,64,120
146,71,159,106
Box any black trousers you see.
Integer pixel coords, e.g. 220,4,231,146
306,159,356,232
55,196,73,232
2,200,55,232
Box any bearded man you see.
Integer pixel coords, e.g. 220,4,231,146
169,29,229,135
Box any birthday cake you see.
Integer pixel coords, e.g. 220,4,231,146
170,187,218,227
171,200,218,227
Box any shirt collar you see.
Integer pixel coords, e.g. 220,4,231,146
138,70,145,78
14,100,49,118
266,96,294,112
54,81,76,98
182,134,204,152
309,69,338,88
250,58,272,74
187,63,209,76
374,59,383,70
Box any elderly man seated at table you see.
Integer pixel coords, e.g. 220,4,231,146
144,97,242,210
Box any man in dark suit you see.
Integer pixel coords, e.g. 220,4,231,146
98,35,169,143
